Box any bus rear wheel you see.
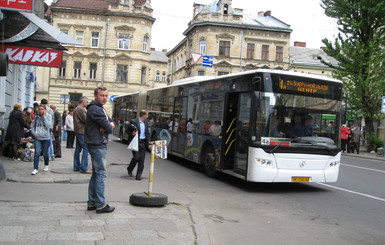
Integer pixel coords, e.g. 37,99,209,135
202,145,217,177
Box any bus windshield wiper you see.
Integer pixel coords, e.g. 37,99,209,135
269,141,285,154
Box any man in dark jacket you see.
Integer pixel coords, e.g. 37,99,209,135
126,110,152,180
50,104,62,158
85,87,115,214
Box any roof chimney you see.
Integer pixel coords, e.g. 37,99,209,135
151,48,156,51
162,49,167,52
258,11,264,16
264,11,271,16
294,41,306,47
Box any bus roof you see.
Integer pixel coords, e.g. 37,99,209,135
148,69,342,92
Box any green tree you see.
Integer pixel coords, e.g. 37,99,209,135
321,0,385,151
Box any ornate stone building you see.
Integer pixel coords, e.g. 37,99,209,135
36,0,167,114
167,0,292,84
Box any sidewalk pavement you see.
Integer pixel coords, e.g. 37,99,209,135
0,146,206,245
341,146,385,162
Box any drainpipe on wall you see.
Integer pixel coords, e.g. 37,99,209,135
101,15,109,87
240,29,243,72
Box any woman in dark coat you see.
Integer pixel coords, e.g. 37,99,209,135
5,103,30,160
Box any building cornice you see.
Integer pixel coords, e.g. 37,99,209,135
183,21,292,36
51,7,156,23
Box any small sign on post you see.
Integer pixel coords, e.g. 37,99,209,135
202,55,213,67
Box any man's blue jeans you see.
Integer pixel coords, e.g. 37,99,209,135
87,147,107,209
74,133,89,172
33,139,50,170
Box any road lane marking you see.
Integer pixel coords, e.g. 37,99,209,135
316,183,385,203
341,163,385,174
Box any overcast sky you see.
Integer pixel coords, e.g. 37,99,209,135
45,0,339,51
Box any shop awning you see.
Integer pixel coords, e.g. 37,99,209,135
0,10,81,50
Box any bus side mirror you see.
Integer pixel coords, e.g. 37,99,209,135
252,76,261,91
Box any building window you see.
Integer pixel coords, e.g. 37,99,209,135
116,65,128,83
162,72,166,82
198,70,205,76
143,36,149,52
276,46,283,62
262,45,269,61
224,4,228,14
200,40,206,55
218,71,229,76
118,34,130,50
73,61,81,79
89,63,97,80
155,71,160,81
219,41,230,57
247,44,255,59
75,31,84,46
124,0,129,4
59,60,66,78
70,93,82,103
91,32,99,48
141,67,147,84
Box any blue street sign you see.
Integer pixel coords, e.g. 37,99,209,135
202,55,213,67
110,95,118,103
382,96,385,114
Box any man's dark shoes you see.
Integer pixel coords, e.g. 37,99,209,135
127,169,133,177
136,176,142,180
96,204,115,214
87,206,96,211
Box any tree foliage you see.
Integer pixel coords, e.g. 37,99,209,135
321,0,385,147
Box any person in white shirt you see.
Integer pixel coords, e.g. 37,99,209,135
65,109,75,148
209,120,222,137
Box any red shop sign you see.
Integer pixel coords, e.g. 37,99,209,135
1,45,63,67
0,0,34,12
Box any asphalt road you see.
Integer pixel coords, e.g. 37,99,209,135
1,139,384,245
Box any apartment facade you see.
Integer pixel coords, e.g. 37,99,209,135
37,0,167,114
167,0,292,84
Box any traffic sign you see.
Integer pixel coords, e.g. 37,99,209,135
381,96,385,114
190,52,203,64
202,55,213,67
110,95,118,103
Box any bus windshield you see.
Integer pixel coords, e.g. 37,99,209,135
252,92,341,155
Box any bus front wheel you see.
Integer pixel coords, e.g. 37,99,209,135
202,145,217,177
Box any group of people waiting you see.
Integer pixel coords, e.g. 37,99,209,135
4,97,91,175
341,124,365,154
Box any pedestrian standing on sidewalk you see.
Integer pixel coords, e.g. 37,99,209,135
31,104,52,175
40,99,55,161
65,108,75,148
341,124,350,153
351,124,365,154
126,110,152,180
5,103,30,160
346,125,352,153
73,96,90,174
85,87,115,214
62,110,68,141
50,104,62,158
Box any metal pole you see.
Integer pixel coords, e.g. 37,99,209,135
147,143,155,197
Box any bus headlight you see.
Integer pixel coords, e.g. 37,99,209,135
329,161,340,167
256,158,273,167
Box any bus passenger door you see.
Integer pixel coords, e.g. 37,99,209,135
171,96,188,156
223,92,251,175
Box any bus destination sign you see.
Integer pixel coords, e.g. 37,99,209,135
279,79,329,95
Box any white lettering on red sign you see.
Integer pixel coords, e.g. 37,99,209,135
2,45,63,67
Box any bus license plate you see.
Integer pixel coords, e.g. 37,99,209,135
291,177,310,182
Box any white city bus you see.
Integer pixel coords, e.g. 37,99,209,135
113,69,342,182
